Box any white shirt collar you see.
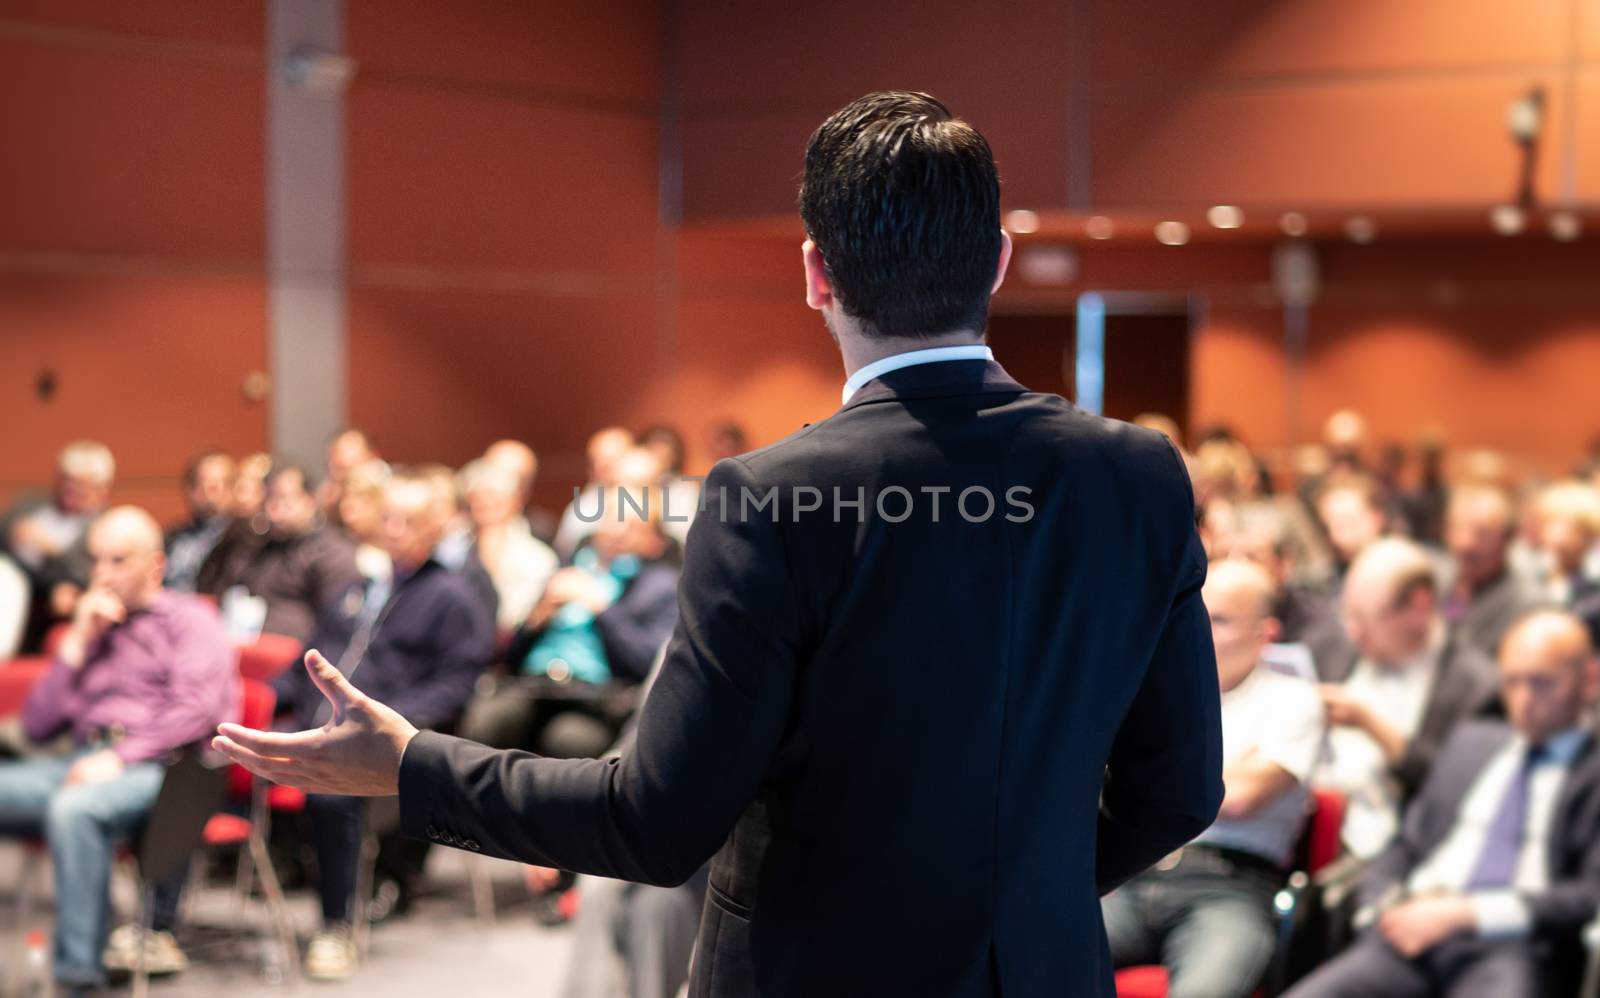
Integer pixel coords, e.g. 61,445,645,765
841,345,994,405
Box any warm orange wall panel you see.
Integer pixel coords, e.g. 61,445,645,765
1091,73,1560,208
346,83,659,274
345,0,658,104
0,273,269,521
1089,0,1567,81
0,0,263,48
0,39,263,258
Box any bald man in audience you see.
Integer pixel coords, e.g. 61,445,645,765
1532,481,1600,647
1,440,116,652
273,470,495,979
1313,538,1500,859
0,507,236,993
484,438,560,544
1440,485,1543,660
553,426,636,561
1104,559,1324,998
1286,610,1600,998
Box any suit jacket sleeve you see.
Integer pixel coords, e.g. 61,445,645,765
397,457,804,887
1095,439,1225,896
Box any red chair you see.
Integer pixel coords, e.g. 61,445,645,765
0,658,51,717
235,633,304,682
197,677,300,985
1114,788,1347,998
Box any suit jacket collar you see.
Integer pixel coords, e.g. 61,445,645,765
837,359,1029,414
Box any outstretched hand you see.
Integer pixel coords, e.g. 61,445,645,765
212,649,419,796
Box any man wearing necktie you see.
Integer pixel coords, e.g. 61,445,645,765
1287,609,1600,997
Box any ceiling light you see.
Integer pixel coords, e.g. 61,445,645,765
1489,204,1526,236
1084,215,1115,240
1206,205,1244,229
1549,210,1582,242
1279,212,1309,237
1154,221,1190,246
1004,209,1040,234
1344,216,1377,244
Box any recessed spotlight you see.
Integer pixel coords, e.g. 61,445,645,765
1549,210,1582,242
1280,212,1309,237
1084,215,1115,240
1206,205,1244,229
1489,204,1526,236
1154,221,1190,246
1344,216,1377,244
1005,209,1040,234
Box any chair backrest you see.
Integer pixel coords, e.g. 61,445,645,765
138,747,232,883
227,678,278,801
1305,787,1346,874
236,633,304,682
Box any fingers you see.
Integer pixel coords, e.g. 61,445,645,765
217,721,323,754
211,734,295,780
303,649,362,711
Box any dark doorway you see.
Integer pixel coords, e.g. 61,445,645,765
985,313,1075,399
987,297,1192,438
1101,311,1191,435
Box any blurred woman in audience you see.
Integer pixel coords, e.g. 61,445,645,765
460,458,558,635
339,459,392,582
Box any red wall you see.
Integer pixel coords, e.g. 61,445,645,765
0,1,267,523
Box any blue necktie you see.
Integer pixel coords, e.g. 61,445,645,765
1466,743,1546,891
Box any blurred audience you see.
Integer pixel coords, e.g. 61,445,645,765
163,450,236,592
0,441,114,652
483,437,559,544
703,420,748,466
1312,538,1499,858
553,426,635,562
198,462,361,642
1,507,236,992
639,423,700,548
338,458,393,582
1315,476,1393,585
459,458,559,635
1440,485,1543,661
463,447,679,760
318,428,380,527
1104,559,1324,998
272,469,495,980
1287,610,1600,998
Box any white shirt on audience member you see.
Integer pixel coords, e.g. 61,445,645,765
1194,662,1325,869
1406,726,1589,938
1316,629,1444,858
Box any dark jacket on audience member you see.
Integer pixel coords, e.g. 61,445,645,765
395,360,1224,998
504,552,681,686
1444,568,1545,663
198,522,361,642
1316,633,1500,799
1357,720,1600,994
273,558,494,732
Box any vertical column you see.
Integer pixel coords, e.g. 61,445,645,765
266,0,349,467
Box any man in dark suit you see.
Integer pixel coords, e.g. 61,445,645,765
1286,609,1600,997
212,90,1224,997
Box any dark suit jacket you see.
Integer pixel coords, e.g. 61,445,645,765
397,360,1224,997
1358,719,1600,992
1316,633,1499,799
276,559,495,732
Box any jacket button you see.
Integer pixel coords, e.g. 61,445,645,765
425,825,440,841
464,838,481,851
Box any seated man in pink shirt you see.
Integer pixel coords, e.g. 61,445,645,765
0,506,237,995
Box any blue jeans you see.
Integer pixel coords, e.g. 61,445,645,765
1103,866,1280,998
0,750,165,987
